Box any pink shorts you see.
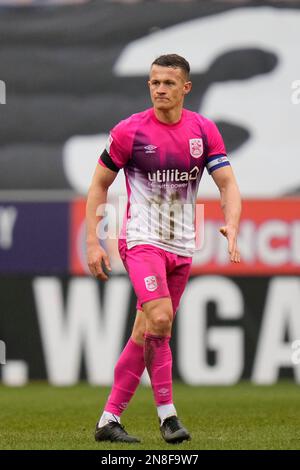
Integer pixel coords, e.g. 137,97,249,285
118,240,192,314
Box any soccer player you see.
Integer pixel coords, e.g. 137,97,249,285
86,54,241,444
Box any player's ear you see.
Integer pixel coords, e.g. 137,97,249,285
183,81,192,95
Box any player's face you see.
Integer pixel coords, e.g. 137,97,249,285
148,65,192,111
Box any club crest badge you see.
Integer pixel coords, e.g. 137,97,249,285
189,138,203,158
144,275,158,292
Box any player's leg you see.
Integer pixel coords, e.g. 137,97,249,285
100,309,146,420
143,297,175,423
101,313,145,411
95,309,145,443
143,297,190,443
125,246,174,423
95,241,147,442
153,255,192,443
96,244,170,442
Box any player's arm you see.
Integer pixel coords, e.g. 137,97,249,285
86,163,118,280
211,165,241,263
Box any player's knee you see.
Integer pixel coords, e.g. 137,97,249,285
155,315,172,333
148,308,173,335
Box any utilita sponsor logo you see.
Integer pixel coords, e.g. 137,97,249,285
148,166,199,183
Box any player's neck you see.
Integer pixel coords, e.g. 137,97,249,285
153,107,183,125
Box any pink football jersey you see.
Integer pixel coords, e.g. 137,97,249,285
99,108,230,256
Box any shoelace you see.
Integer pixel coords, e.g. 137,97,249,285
164,417,180,433
108,421,129,435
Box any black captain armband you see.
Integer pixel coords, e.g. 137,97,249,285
100,149,120,172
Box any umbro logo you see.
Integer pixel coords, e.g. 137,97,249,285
158,388,169,396
144,144,157,154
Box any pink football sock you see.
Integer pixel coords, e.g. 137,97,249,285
144,333,173,406
104,338,145,416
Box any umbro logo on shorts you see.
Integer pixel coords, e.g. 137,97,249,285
144,145,157,154
144,275,158,291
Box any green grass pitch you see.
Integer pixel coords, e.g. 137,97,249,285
0,382,300,450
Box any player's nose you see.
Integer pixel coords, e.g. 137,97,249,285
157,84,167,93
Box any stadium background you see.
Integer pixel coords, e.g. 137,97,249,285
0,0,300,391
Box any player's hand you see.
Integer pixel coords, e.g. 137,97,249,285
219,225,241,263
87,243,111,281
